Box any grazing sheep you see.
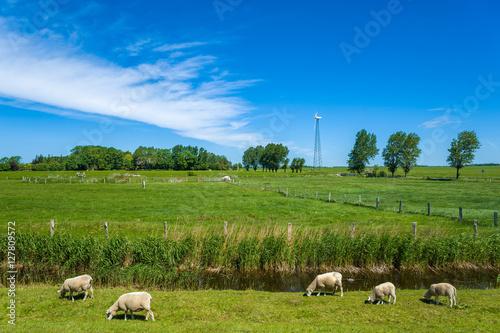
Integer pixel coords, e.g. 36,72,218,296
306,272,343,297
367,282,396,305
106,292,155,321
57,274,93,302
221,176,231,181
423,283,457,308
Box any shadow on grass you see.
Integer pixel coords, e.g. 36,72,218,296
302,292,342,297
60,293,90,301
108,314,147,321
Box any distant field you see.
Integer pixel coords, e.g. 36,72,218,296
1,286,498,332
1,166,499,237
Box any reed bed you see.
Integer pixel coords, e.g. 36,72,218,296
2,228,499,289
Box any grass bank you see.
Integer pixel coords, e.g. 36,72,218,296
1,286,498,332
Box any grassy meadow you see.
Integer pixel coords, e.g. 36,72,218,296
1,286,499,332
1,166,499,237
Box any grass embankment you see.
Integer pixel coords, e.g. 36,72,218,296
1,286,499,332
2,232,499,288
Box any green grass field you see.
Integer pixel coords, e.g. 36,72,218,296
1,167,499,237
1,286,498,332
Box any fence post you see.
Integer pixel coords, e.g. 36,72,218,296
494,212,498,227
459,207,463,221
271,185,273,192
316,191,318,200
412,222,417,237
358,195,361,205
164,221,167,239
265,184,267,190
293,189,295,197
474,220,478,236
224,221,228,236
288,223,292,242
286,188,288,197
142,181,146,189
303,190,306,199
328,192,331,202
104,222,109,239
344,194,346,204
427,203,430,216
399,201,402,214
50,219,54,237
376,197,379,210
350,222,355,237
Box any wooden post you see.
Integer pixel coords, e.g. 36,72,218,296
303,190,306,199
164,221,167,239
358,195,361,205
376,197,379,210
104,222,109,239
286,188,288,197
459,207,463,221
494,212,498,227
344,194,346,204
50,219,54,237
316,191,318,200
293,189,295,197
224,221,228,236
259,183,261,189
287,223,292,242
350,222,355,237
473,220,478,236
265,184,267,190
427,203,430,216
142,181,146,189
271,185,273,191
129,178,131,183
412,222,417,237
279,186,281,193
399,201,402,214
328,192,331,202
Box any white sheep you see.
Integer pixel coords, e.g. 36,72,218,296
306,272,343,297
423,283,457,308
57,274,94,302
106,292,155,321
221,176,231,181
367,282,396,305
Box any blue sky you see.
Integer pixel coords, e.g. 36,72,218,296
0,0,499,166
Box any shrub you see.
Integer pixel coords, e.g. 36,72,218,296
379,171,386,177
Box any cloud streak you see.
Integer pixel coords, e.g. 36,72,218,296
0,19,261,148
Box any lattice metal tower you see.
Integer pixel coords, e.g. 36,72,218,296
313,113,322,170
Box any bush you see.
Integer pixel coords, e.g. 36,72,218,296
187,171,196,177
0,163,11,171
378,171,386,177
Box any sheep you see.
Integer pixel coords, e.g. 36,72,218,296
106,292,155,321
367,282,396,305
221,176,231,181
57,274,94,302
306,272,343,297
423,283,457,308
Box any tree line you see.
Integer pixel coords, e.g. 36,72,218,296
242,143,306,173
1,145,234,171
347,129,481,179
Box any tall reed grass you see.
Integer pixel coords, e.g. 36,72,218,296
2,229,499,289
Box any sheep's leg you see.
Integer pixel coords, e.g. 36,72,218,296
392,293,396,305
339,284,343,297
70,291,74,302
449,297,453,308
387,295,392,303
124,310,127,321
83,290,88,302
376,299,381,305
130,310,134,320
435,296,439,305
316,288,320,296
148,310,155,321
332,286,336,296
90,286,94,299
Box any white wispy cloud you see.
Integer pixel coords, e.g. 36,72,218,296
0,19,262,148
153,41,207,52
419,115,462,129
125,38,151,56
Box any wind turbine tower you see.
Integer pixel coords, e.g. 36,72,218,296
313,113,322,170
